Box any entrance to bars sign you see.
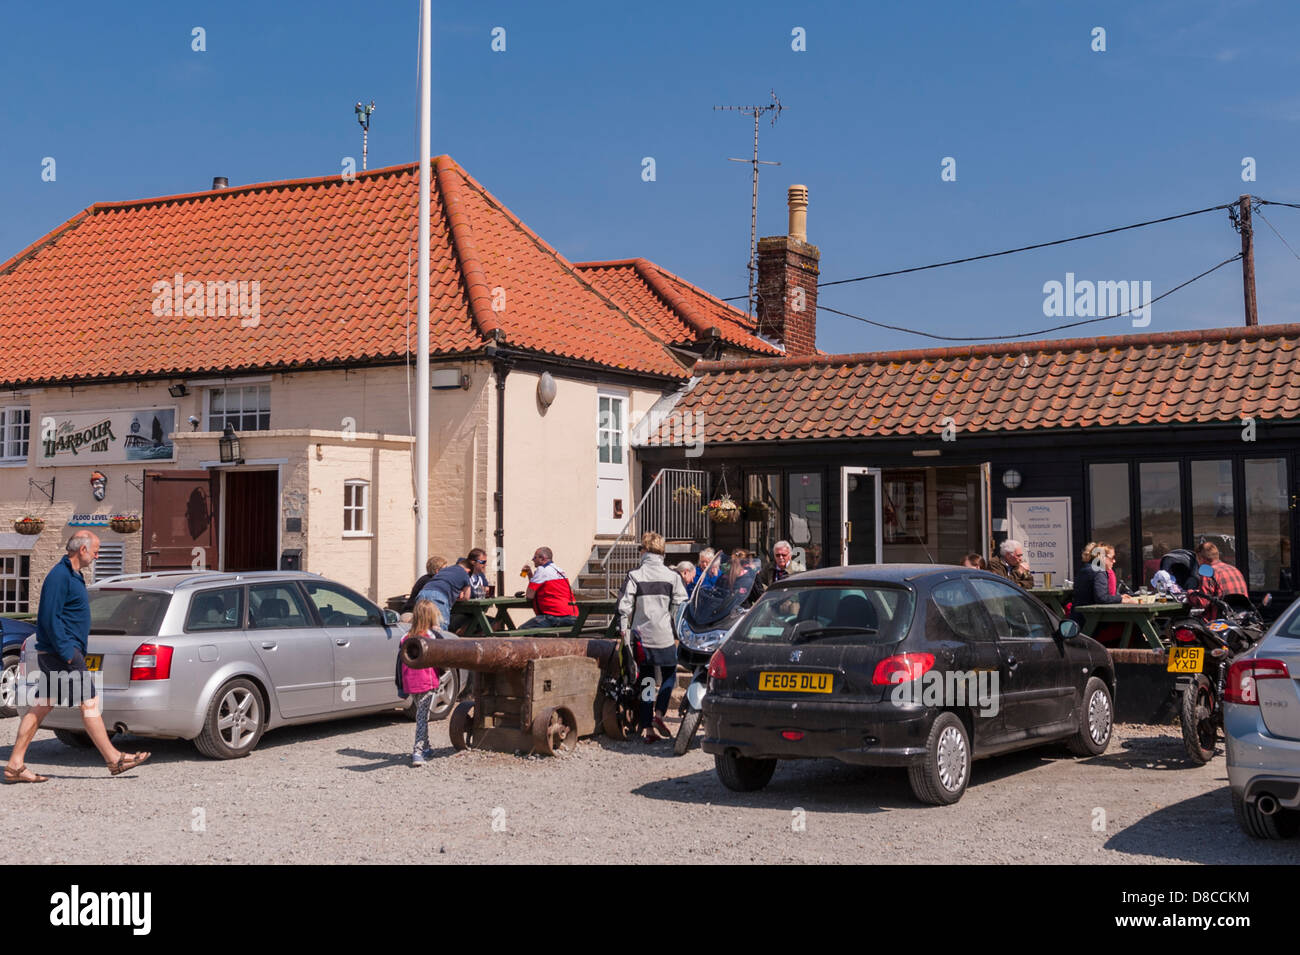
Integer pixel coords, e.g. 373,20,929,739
1006,497,1072,589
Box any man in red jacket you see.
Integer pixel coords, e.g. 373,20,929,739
519,546,578,629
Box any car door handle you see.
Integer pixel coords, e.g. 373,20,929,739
1005,654,1019,671
260,642,277,650
335,639,350,647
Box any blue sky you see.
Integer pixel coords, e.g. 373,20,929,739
2,0,1299,354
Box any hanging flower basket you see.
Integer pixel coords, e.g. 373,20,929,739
13,517,44,535
701,495,742,524
109,515,142,534
745,500,770,521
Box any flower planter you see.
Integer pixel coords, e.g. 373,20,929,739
702,495,742,524
745,501,770,521
13,518,44,535
109,516,142,534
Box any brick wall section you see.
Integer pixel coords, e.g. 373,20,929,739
756,235,820,356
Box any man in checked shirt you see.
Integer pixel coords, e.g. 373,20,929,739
1194,541,1249,598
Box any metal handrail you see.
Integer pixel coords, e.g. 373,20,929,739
598,467,710,596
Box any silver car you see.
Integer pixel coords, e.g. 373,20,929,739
19,570,465,759
1224,602,1300,839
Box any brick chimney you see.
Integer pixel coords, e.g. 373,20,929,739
756,185,819,356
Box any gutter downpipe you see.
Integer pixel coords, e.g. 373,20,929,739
489,343,511,596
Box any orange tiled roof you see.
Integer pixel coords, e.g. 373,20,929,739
0,157,692,386
648,323,1300,444
575,259,780,355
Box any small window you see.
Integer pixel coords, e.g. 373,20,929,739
208,384,270,432
186,587,245,632
343,480,369,535
0,554,30,613
0,406,31,461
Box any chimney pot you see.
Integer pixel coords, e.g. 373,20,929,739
788,185,808,242
212,176,229,190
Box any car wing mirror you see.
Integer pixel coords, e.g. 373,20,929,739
1056,619,1080,640
383,608,400,627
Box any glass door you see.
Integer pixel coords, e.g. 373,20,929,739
840,467,882,565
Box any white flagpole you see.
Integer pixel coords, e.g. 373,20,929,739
415,0,431,578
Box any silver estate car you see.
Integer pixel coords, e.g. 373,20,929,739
1224,601,1300,839
19,570,464,759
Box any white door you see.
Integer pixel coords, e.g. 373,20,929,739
840,467,882,565
596,391,629,535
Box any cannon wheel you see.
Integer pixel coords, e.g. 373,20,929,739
449,700,476,751
601,696,637,741
532,705,578,756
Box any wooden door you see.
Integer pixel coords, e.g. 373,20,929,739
142,470,220,571
225,471,278,571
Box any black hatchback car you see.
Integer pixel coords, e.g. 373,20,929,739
701,565,1115,805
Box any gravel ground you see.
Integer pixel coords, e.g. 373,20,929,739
4,710,1300,865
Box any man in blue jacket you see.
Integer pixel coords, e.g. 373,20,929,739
4,532,151,783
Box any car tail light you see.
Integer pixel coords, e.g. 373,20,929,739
1225,658,1290,705
872,652,935,686
130,644,174,681
707,649,727,680
1173,627,1198,644
781,730,804,741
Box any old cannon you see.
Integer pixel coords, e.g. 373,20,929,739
402,636,638,756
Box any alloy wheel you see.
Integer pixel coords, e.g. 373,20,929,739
216,687,260,750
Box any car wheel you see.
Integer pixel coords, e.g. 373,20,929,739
1232,789,1300,840
907,712,970,805
1179,675,1216,764
193,678,265,759
0,652,19,718
714,749,776,792
1067,676,1113,757
429,668,462,722
53,728,115,748
673,707,702,756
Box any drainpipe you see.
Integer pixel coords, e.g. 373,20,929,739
488,345,511,595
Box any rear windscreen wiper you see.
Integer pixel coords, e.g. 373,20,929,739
89,628,127,635
792,626,878,644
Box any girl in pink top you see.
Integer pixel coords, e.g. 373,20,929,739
403,600,442,766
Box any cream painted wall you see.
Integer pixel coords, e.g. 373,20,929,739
492,368,666,612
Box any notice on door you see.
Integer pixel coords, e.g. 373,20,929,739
1007,497,1072,589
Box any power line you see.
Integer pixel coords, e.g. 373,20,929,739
1253,206,1300,261
719,201,1236,301
817,253,1243,342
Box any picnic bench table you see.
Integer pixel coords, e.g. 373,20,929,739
1029,587,1071,618
452,596,619,639
1074,601,1185,650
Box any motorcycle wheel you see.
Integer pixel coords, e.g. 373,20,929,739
673,707,702,756
1180,674,1217,764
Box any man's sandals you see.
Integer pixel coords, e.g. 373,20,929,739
3,764,49,784
108,751,151,776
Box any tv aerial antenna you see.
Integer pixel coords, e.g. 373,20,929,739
355,100,376,170
713,90,784,318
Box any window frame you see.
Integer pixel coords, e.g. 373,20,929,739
343,480,370,537
205,383,271,433
0,405,31,463
0,553,30,614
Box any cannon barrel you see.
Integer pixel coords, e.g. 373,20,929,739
402,636,617,671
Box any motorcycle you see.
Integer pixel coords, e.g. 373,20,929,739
672,551,762,755
1167,563,1267,764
